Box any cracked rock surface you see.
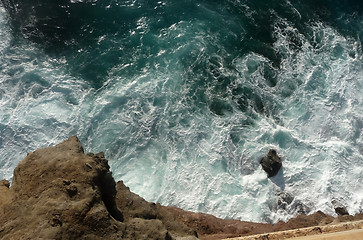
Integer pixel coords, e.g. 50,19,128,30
0,136,197,240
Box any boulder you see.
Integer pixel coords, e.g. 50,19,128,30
260,149,282,177
332,200,349,216
0,136,197,240
335,207,349,216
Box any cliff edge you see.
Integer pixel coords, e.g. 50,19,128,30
0,136,362,240
0,136,197,240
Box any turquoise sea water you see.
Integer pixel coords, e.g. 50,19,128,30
0,0,362,223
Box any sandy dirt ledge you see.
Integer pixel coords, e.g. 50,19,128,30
0,136,362,239
225,220,363,239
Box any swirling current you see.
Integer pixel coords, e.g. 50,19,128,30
0,0,362,223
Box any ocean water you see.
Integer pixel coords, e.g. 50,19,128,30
0,0,362,223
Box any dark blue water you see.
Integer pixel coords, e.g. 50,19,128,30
0,0,362,223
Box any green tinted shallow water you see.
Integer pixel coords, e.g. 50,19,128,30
0,0,362,223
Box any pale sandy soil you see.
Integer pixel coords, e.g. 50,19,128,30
225,219,363,240
288,228,363,240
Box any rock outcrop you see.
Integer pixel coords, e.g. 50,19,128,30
0,180,10,207
0,136,197,240
163,208,363,240
260,149,282,177
1,137,362,240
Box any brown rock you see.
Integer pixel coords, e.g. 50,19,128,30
163,206,273,240
273,211,334,231
0,179,11,208
116,180,198,239
0,136,197,240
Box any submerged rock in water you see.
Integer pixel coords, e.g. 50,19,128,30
332,200,349,216
274,192,311,217
277,192,294,210
335,207,349,216
260,149,282,177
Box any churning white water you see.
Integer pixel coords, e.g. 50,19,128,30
0,2,362,223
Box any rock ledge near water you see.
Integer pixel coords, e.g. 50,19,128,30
1,137,362,240
0,136,196,240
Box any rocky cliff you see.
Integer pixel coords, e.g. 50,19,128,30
0,137,362,240
0,136,197,240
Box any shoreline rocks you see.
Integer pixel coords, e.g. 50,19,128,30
332,200,349,216
260,149,282,177
1,137,362,240
0,136,197,240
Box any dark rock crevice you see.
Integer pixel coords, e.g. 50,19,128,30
86,152,124,222
99,167,124,222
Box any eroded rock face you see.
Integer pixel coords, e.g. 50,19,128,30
0,180,10,207
1,137,362,240
260,149,282,177
0,136,197,240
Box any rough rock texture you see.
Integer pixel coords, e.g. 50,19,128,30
116,181,198,239
332,200,349,216
164,209,331,240
260,149,282,177
0,136,197,240
164,206,273,240
1,137,362,240
0,180,10,207
165,209,363,240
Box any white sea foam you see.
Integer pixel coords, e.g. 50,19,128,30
103,19,362,223
0,8,10,55
0,5,362,224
